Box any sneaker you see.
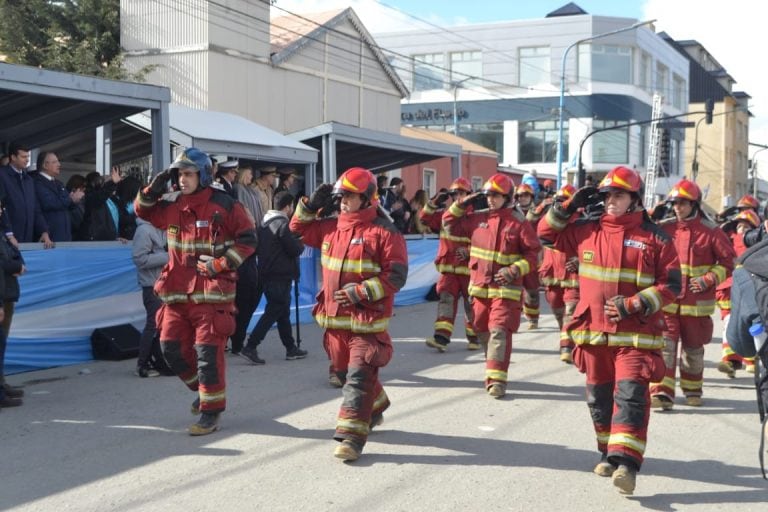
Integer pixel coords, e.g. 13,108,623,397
188,412,220,436
329,374,344,388
612,464,637,495
286,346,308,360
593,454,616,477
426,334,449,353
191,397,200,415
466,338,481,351
686,396,703,407
527,320,539,330
135,366,160,378
0,396,23,407
2,383,24,398
239,346,265,365
334,439,362,461
559,347,573,364
651,395,674,411
487,382,506,399
717,360,736,378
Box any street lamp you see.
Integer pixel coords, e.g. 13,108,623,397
751,146,768,197
555,19,656,188
452,76,473,135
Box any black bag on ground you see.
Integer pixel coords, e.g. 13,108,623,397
91,324,140,360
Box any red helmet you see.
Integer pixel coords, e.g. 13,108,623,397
481,173,514,196
449,177,472,193
332,167,377,202
556,184,576,200
734,209,760,228
668,179,701,203
515,183,535,197
737,194,759,210
598,166,643,195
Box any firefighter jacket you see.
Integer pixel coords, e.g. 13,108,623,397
290,200,408,334
538,207,681,349
539,246,578,288
419,201,471,276
135,187,257,304
715,230,748,309
443,203,541,301
659,214,736,317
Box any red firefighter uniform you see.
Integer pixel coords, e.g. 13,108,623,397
135,151,257,424
649,180,735,407
290,167,407,459
538,166,681,492
717,209,758,376
516,183,542,329
420,177,478,351
443,174,541,398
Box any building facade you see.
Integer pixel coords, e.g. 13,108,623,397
374,4,690,194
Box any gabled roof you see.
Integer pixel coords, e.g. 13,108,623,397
401,126,497,157
270,8,408,97
546,2,588,18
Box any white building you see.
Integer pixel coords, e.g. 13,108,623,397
374,3,690,190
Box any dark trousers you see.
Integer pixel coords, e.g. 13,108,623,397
137,287,164,368
0,301,14,389
246,279,295,349
0,322,6,398
231,257,262,353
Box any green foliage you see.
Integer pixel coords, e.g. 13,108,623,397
0,0,154,81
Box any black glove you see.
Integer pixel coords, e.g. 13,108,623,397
432,192,450,208
472,194,489,210
561,186,599,215
147,169,171,198
306,184,334,212
650,202,670,222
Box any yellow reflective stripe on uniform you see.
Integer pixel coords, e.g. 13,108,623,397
596,432,610,445
679,377,702,389
608,433,646,454
665,301,716,316
560,278,579,288
679,263,714,278
468,284,522,301
182,374,199,386
513,258,531,276
167,239,233,253
435,263,470,275
137,193,157,208
314,314,389,333
568,329,664,349
709,265,727,284
336,418,370,435
372,390,389,411
321,254,382,274
434,320,454,332
200,390,226,403
224,246,245,267
465,325,476,336
638,288,663,314
663,303,678,314
448,202,466,218
523,304,539,315
540,277,559,286
656,376,676,389
579,262,655,287
470,246,525,266
422,202,436,215
158,291,236,304
717,299,731,310
485,369,508,382
439,232,471,244
362,277,386,301
545,208,569,231
294,200,317,221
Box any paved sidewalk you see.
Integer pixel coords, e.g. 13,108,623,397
1,302,766,511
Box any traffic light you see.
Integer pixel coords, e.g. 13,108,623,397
705,98,714,124
659,128,671,173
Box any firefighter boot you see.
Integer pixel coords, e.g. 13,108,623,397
487,382,506,399
685,396,703,407
334,439,362,461
189,412,220,436
717,360,736,378
426,334,450,353
593,453,616,477
612,463,637,495
2,382,24,398
559,347,573,364
650,394,674,411
190,397,200,415
329,374,344,388
466,336,481,351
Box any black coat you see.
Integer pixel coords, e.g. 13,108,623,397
257,211,304,281
0,233,23,303
0,165,49,242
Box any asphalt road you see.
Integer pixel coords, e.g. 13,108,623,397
2,301,766,511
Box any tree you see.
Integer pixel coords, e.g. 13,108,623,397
0,0,153,81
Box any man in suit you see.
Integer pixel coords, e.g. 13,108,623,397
32,151,84,242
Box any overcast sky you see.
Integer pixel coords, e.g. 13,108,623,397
273,0,767,163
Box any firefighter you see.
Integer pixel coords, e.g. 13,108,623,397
289,167,408,462
134,148,257,435
537,184,579,363
649,179,736,410
443,174,541,399
717,208,759,377
514,183,542,329
538,166,681,495
421,177,480,352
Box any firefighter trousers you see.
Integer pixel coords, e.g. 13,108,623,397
472,296,521,388
650,314,713,399
433,273,475,341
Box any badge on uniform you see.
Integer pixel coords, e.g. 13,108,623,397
350,237,364,245
196,220,209,228
322,242,330,252
624,239,646,250
168,225,179,235
583,250,594,263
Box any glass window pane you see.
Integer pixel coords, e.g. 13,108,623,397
519,47,550,87
413,53,444,91
593,128,628,163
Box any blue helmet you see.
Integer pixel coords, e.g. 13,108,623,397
169,147,213,187
521,173,540,195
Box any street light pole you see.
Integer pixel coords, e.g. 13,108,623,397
752,147,768,197
555,19,656,189
452,76,472,135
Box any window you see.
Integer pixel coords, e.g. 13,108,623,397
460,122,504,161
450,51,482,86
518,120,568,164
422,168,436,198
578,44,632,83
672,74,686,110
519,47,550,87
592,120,628,164
655,62,668,96
412,53,445,91
639,52,651,92
471,176,483,191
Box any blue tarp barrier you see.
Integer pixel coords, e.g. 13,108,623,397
5,238,438,374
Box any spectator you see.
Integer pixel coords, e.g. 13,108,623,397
0,197,26,408
0,142,54,248
276,167,303,197
214,160,238,199
240,191,306,364
32,151,83,242
0,154,8,167
376,174,389,200
382,177,412,234
131,214,169,378
232,165,261,223
65,175,87,240
408,189,431,234
116,176,142,240
79,167,122,241
253,166,278,225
